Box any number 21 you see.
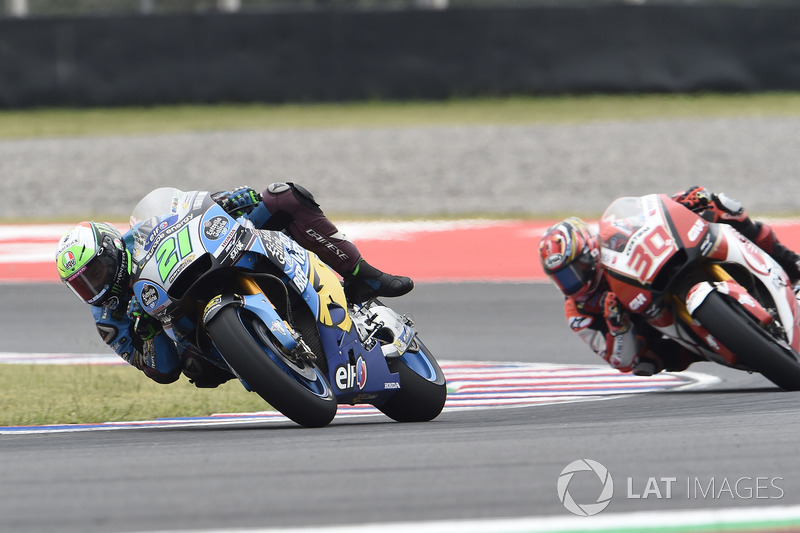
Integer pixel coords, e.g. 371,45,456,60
156,226,192,282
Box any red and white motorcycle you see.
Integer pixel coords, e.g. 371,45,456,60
599,194,800,390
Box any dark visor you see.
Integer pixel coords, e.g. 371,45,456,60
64,252,117,304
551,263,588,296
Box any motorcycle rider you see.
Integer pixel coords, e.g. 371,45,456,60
538,186,800,376
55,183,413,387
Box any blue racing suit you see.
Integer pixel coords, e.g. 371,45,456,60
92,290,185,383
90,186,267,385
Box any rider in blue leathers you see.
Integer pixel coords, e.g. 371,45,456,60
55,183,414,387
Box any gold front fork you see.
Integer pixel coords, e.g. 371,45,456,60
673,263,732,323
704,263,732,283
235,274,297,338
236,275,264,296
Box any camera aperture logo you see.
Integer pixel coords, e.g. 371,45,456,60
557,459,614,516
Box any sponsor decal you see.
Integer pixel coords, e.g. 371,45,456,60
268,182,290,194
66,264,87,282
277,232,307,265
738,293,757,309
645,194,659,217
140,213,194,260
270,320,287,336
687,219,705,242
202,295,223,324
258,233,286,264
216,226,237,257
291,263,308,293
192,191,207,211
305,228,349,262
96,324,118,344
167,254,196,284
203,216,229,240
628,292,648,311
544,253,564,270
739,237,771,276
228,241,245,262
705,334,720,351
568,316,593,331
61,251,76,271
335,357,368,390
140,283,159,309
700,233,714,255
645,302,664,318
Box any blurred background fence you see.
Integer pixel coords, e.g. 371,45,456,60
1,0,799,107
2,0,799,17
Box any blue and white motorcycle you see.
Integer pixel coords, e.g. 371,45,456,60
128,189,446,428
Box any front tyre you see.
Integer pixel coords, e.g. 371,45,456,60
693,290,800,391
378,338,447,422
208,306,337,427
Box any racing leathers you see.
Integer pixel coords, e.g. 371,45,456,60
91,182,413,387
563,186,800,376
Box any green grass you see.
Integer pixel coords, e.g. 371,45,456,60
0,364,270,427
3,93,800,139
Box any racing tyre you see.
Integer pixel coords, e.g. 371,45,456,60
208,306,338,427
693,290,800,391
377,338,447,422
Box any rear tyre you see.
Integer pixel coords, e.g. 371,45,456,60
377,338,447,422
208,306,337,427
693,290,800,391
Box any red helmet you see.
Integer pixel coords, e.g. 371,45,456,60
538,217,600,299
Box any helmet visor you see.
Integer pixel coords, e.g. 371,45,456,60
550,255,594,296
64,252,118,304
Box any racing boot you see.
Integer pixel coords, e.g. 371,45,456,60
343,259,414,304
749,222,800,284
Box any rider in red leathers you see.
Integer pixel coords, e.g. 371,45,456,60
538,186,800,376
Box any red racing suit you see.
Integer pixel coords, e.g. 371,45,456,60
563,186,799,375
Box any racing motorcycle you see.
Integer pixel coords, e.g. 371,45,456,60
599,194,800,390
127,188,446,427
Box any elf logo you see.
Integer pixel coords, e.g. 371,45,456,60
335,357,367,390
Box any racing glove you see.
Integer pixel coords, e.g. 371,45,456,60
672,186,712,213
673,186,746,223
127,296,162,341
212,186,262,217
602,291,631,337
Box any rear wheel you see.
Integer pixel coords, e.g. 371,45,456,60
693,290,800,391
377,338,447,422
208,306,337,427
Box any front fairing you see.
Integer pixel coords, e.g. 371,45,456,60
128,188,405,404
599,194,712,316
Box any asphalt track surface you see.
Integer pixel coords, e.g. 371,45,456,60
1,282,799,532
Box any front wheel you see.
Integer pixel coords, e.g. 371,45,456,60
693,290,800,391
377,338,447,422
208,306,337,427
